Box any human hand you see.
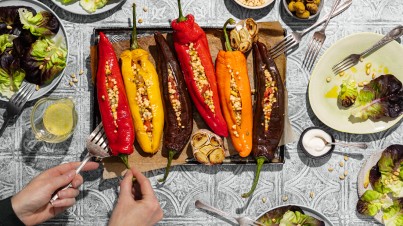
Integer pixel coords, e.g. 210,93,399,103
11,161,99,225
109,167,163,226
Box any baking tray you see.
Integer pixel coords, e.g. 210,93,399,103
90,25,286,165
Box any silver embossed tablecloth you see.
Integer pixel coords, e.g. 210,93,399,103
0,0,401,225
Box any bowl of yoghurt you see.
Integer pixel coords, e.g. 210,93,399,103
298,127,335,158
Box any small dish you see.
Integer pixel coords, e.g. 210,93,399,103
233,0,275,9
282,0,324,20
30,97,78,143
298,126,335,158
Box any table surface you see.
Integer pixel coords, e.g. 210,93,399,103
0,0,401,225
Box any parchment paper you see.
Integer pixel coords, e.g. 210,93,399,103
90,21,297,179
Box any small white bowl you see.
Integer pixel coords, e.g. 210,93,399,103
233,0,275,9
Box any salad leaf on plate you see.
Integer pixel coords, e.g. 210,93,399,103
338,79,358,107
383,199,403,226
350,74,403,120
0,51,25,98
357,190,394,216
0,6,36,35
0,34,16,54
18,8,59,37
80,0,108,13
22,37,67,85
257,205,324,226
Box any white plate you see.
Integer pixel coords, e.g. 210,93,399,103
0,0,69,102
256,204,333,225
51,0,126,16
308,32,403,134
357,150,383,223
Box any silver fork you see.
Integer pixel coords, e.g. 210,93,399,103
269,0,352,59
302,0,342,71
50,122,110,203
0,83,36,136
195,200,264,226
332,25,403,75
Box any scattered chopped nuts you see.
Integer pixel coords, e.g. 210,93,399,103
339,174,345,180
339,72,345,77
328,166,334,172
372,73,376,79
326,77,331,82
39,64,44,70
251,89,256,94
282,195,288,202
73,78,78,83
358,82,364,87
6,25,12,30
71,73,76,78
271,218,276,223
143,6,148,12
309,191,315,199
262,197,267,203
393,171,400,176
366,68,370,75
35,85,40,91
339,161,344,167
363,81,369,86
138,18,143,23
344,155,349,161
79,69,84,75
344,170,348,176
366,63,372,68
359,57,364,62
69,81,74,87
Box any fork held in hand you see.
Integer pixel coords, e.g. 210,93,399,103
269,0,352,59
302,0,342,71
332,25,403,75
195,200,264,226
0,83,36,136
50,123,109,203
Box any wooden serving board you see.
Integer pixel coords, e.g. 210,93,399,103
90,22,293,179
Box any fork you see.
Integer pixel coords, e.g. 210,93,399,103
0,83,36,136
332,25,403,75
302,0,342,71
50,122,110,203
269,0,352,59
195,200,264,226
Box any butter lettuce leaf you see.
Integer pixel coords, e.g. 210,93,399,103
80,0,108,13
351,74,403,120
383,199,403,226
0,34,16,54
18,8,59,37
0,52,25,98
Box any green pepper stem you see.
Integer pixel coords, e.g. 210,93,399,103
223,18,236,52
158,150,176,183
119,154,130,169
241,157,265,198
177,0,187,22
130,3,139,50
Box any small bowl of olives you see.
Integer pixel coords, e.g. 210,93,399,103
283,0,324,20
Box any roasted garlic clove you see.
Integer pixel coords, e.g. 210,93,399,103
244,18,258,40
230,29,241,50
194,151,210,165
199,144,215,156
209,148,225,165
210,136,221,147
191,132,209,149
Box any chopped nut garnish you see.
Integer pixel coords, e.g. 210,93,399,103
251,89,256,94
79,69,84,75
69,81,74,87
73,78,78,83
262,197,267,203
271,218,276,223
167,66,182,126
326,77,331,82
39,64,44,70
344,170,348,176
366,68,370,75
372,73,376,79
393,171,400,176
358,82,364,87
239,0,266,6
359,57,364,62
339,72,345,77
309,192,314,199
339,175,345,180
138,18,143,23
328,166,334,172
6,25,12,30
227,64,242,126
282,195,288,202
102,95,105,100
344,155,349,161
143,6,148,12
363,81,369,85
71,73,76,78
35,85,40,91
188,42,215,114
366,63,372,68
339,161,344,167
263,69,276,131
